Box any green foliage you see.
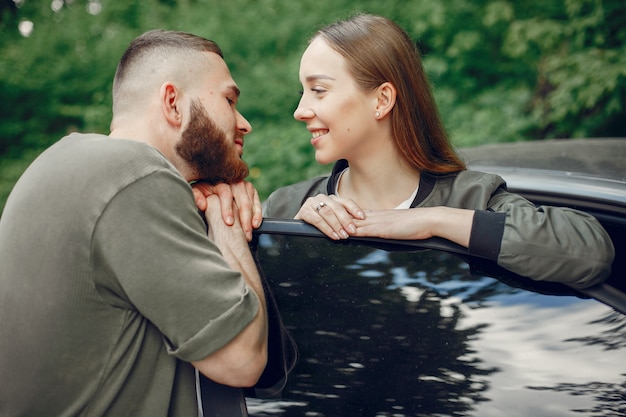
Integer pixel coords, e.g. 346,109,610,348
1,0,625,214
245,120,338,195
493,0,626,138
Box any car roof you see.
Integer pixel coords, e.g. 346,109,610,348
459,137,626,182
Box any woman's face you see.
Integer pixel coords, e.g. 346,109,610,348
294,37,379,165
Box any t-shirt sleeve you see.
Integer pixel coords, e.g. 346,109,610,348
92,168,259,362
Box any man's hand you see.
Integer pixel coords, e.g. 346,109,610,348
192,181,262,241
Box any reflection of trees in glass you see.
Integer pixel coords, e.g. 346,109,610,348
253,235,499,416
565,310,626,351
523,311,626,416
386,250,518,303
528,377,626,417
252,234,626,416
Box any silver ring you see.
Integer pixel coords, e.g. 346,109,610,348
315,201,326,213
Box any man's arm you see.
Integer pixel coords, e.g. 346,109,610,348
191,195,268,387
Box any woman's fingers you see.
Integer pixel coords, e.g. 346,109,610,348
329,194,365,220
296,195,362,240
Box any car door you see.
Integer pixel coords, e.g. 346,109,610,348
245,216,626,417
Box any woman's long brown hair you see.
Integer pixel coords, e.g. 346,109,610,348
315,14,466,173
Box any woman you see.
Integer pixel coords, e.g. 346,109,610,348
263,14,614,289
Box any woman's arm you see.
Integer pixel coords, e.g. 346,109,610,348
298,191,614,288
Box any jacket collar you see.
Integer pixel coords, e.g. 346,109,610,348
326,159,436,208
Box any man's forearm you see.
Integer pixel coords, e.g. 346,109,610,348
193,196,268,387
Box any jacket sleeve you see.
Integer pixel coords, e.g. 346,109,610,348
478,186,615,289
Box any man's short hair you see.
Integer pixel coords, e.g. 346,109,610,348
112,30,223,116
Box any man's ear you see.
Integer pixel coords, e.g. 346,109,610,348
160,82,183,128
375,82,397,118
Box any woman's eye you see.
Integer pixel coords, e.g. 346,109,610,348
299,87,327,96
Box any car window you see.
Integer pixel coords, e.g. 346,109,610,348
246,225,626,416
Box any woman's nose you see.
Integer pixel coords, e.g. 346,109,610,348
293,99,313,121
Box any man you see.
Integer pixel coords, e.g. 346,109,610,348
0,30,267,416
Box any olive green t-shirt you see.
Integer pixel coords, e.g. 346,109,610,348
0,133,259,416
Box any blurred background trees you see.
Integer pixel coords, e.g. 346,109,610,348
1,0,625,211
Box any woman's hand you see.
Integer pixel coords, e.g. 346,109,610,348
353,207,474,248
295,195,474,248
192,181,262,241
295,194,365,240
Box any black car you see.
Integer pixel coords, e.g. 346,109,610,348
212,139,626,417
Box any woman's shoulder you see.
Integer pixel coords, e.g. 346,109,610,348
264,175,330,218
432,169,506,189
422,169,507,208
268,175,330,199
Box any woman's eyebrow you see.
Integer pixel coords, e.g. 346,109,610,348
304,74,336,83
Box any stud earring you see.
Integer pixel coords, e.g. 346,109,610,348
375,111,380,118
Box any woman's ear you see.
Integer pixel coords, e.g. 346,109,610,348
375,82,397,119
160,82,183,127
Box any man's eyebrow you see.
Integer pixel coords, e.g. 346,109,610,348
227,85,241,97
304,74,335,82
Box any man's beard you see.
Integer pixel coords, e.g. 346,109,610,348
175,99,249,184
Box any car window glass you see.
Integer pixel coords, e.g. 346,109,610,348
248,234,626,417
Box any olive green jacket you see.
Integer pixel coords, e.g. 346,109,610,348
264,161,614,289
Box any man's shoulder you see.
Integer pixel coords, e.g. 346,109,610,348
61,133,166,162
47,133,177,180
20,132,184,203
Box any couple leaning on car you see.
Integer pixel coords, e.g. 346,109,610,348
0,14,615,417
